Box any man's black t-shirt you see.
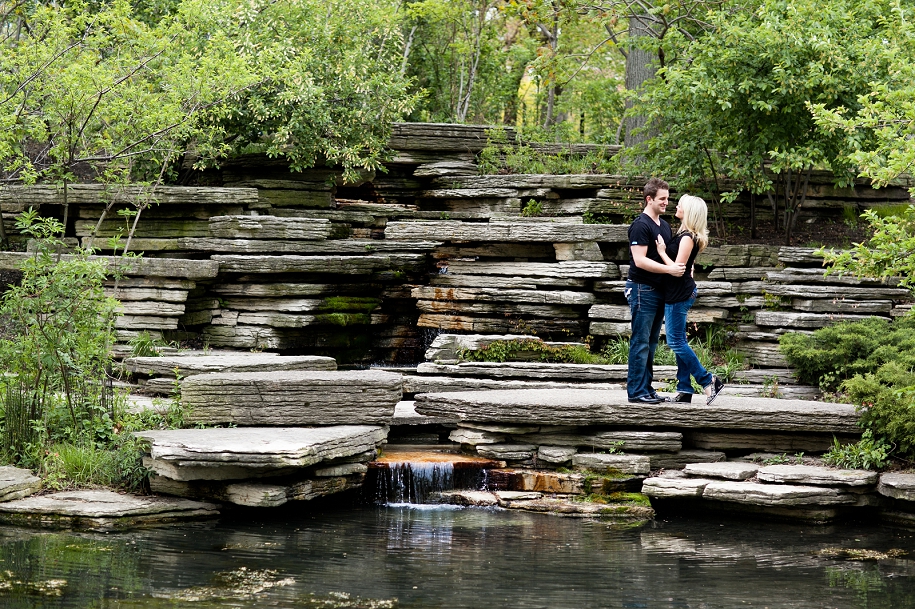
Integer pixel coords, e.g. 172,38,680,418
627,213,672,289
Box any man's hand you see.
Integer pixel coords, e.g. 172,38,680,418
668,263,686,277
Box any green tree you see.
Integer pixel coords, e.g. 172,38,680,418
631,0,895,243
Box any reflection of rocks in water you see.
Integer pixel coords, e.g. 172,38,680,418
0,571,67,596
155,567,294,601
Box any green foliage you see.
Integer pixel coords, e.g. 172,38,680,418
779,317,915,389
822,431,891,471
842,362,915,459
819,205,915,294
477,129,621,175
458,339,609,365
0,212,118,463
521,199,544,217
128,331,168,358
633,0,896,241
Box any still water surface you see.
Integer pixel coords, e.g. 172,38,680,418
0,501,913,608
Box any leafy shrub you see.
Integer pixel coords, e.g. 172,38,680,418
822,431,892,470
779,316,915,389
842,362,915,458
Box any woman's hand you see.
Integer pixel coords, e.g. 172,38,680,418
655,234,666,252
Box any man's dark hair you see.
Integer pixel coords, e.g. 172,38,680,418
643,177,669,202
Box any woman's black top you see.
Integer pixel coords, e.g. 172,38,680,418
664,232,699,304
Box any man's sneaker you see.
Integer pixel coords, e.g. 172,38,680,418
667,392,693,403
628,395,664,404
705,376,726,405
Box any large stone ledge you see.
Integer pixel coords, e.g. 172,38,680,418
0,490,218,530
180,370,402,425
385,220,629,242
135,426,387,481
123,353,337,378
413,388,859,432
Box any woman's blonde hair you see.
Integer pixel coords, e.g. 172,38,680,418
677,194,709,252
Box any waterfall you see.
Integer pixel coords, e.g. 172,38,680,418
374,461,456,505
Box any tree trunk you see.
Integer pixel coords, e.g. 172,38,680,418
623,14,657,149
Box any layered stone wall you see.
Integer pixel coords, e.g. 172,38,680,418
0,123,912,365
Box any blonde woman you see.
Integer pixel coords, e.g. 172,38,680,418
655,194,725,405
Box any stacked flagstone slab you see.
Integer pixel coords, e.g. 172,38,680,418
122,352,337,395
136,426,388,508
413,388,859,472
0,251,218,341
0,490,219,530
134,366,403,507
385,219,625,339
876,472,915,526
642,462,880,523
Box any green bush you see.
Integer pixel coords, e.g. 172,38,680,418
779,316,915,389
822,431,892,471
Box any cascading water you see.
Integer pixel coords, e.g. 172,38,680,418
375,461,456,504
368,449,500,505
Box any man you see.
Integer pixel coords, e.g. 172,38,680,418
625,178,685,404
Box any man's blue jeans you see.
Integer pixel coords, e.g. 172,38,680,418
625,280,664,399
665,291,713,393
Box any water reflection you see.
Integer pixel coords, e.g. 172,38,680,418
0,501,913,608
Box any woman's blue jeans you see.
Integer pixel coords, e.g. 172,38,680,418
625,281,665,399
665,291,713,393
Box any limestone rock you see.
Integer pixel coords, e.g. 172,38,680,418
403,375,624,395
683,462,759,481
476,444,538,460
877,473,915,501
412,286,594,305
437,490,500,506
208,216,335,240
701,481,857,506
642,476,713,498
385,220,628,243
0,466,42,502
521,431,682,453
413,388,860,433
180,370,402,426
538,446,578,463
683,431,848,453
416,362,678,382
0,490,218,530
572,453,651,475
757,464,878,487
391,400,459,426
124,353,336,378
135,426,386,481
448,429,505,445
150,474,364,507
648,450,726,471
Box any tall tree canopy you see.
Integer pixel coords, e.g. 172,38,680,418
628,0,898,243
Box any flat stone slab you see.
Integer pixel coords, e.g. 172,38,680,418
181,370,402,425
124,353,336,378
878,472,915,501
757,464,879,487
392,400,459,426
413,389,860,432
0,490,218,530
649,450,726,471
150,473,364,507
683,431,852,453
403,375,624,394
476,444,537,460
642,476,714,498
701,481,857,506
521,430,682,453
572,453,651,475
416,362,678,382
684,462,759,481
0,466,42,502
135,426,386,481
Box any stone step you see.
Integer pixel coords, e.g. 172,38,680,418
135,426,387,481
413,388,859,433
385,220,629,242
180,370,402,426
403,375,624,396
416,362,679,382
0,466,42,502
0,490,218,531
123,353,337,378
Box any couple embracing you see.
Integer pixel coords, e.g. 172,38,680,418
624,177,725,406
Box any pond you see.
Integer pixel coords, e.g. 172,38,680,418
0,498,913,608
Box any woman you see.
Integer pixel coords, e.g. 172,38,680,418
655,194,725,405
